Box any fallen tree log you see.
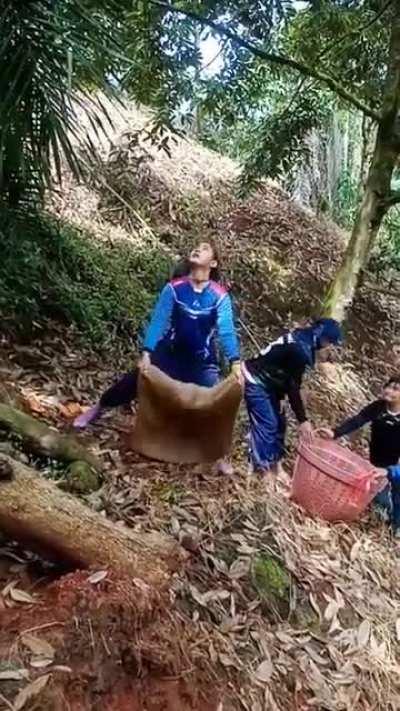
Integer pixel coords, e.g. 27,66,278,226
0,454,187,587
0,403,101,471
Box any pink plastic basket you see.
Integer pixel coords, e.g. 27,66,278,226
291,438,385,522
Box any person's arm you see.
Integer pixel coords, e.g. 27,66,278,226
280,344,308,423
142,284,175,353
287,380,307,423
284,344,316,439
216,293,240,364
334,401,381,438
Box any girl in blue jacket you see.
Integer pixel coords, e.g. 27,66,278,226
74,241,242,467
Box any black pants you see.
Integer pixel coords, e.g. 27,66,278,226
100,370,138,408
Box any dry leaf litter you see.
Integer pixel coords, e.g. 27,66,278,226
0,98,399,710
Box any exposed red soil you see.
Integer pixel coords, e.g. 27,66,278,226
0,570,219,711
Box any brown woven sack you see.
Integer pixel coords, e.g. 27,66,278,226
131,365,242,463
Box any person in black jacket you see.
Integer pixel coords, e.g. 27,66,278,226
242,318,343,477
322,375,400,536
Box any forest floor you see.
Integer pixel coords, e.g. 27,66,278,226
0,102,400,710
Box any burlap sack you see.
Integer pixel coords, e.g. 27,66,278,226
131,365,242,463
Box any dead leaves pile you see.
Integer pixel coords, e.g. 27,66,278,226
0,628,70,711
1,325,399,710
153,476,400,711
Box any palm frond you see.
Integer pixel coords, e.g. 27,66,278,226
0,0,127,208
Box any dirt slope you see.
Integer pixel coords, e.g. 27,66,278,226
0,100,399,710
51,97,399,374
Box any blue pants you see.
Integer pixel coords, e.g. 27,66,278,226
244,381,286,471
374,482,400,528
100,343,220,408
151,345,220,387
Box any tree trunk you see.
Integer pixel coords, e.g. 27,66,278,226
357,115,376,200
323,182,382,320
0,454,186,587
324,8,400,320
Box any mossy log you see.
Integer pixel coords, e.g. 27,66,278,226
64,460,102,494
0,403,101,471
0,454,187,587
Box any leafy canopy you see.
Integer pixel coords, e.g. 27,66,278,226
124,1,391,184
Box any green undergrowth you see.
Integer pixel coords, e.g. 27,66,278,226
0,209,170,348
252,553,290,601
251,553,291,619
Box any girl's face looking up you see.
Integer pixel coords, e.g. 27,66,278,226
189,242,218,271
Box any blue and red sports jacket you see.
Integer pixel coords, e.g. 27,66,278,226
143,277,240,363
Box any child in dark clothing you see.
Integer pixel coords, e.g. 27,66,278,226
322,376,400,536
242,318,343,477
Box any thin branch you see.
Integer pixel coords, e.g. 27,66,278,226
261,76,315,142
238,316,261,351
150,0,380,122
354,0,394,35
318,0,394,62
201,41,226,73
19,621,64,637
82,160,158,240
280,76,310,119
0,692,14,711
